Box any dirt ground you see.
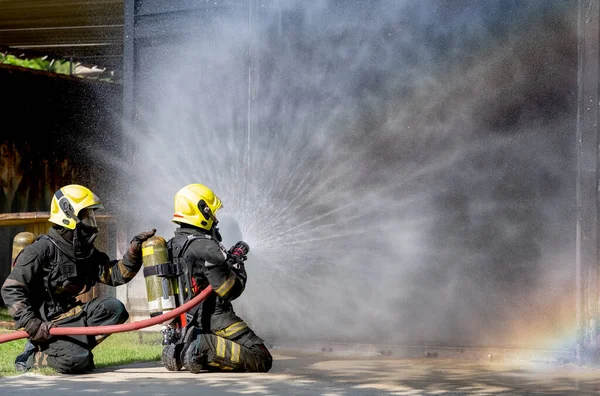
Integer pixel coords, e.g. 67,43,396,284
2,348,600,395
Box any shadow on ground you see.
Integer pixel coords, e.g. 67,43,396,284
2,350,600,395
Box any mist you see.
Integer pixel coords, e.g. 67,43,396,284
100,0,578,348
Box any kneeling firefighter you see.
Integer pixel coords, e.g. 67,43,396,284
146,183,272,373
1,184,156,373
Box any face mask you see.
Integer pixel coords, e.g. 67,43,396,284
78,208,98,228
76,209,99,246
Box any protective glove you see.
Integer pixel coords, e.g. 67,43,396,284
128,229,157,256
24,318,54,343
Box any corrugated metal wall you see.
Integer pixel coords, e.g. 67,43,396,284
0,64,123,303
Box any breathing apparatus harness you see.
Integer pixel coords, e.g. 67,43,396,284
150,231,250,371
11,233,91,322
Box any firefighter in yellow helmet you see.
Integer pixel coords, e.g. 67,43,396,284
1,184,156,374
168,183,272,372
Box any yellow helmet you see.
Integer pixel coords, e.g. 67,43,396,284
49,184,104,230
172,184,223,230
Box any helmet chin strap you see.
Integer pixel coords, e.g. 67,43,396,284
84,230,99,245
212,227,222,242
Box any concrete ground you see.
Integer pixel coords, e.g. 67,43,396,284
2,346,600,396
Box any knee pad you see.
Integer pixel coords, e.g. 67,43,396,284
51,351,94,374
95,297,129,324
250,344,273,372
69,352,94,374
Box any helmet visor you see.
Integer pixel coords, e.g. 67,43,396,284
78,208,98,229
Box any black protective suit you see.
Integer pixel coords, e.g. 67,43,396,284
1,226,153,373
172,226,272,373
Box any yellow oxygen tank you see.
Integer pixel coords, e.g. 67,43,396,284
12,232,35,270
142,235,178,317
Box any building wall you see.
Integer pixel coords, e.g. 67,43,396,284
0,64,123,304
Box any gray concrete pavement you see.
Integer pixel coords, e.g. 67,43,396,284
2,349,600,395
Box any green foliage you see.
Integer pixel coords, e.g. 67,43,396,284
94,331,163,368
0,53,116,82
0,337,28,377
0,53,74,75
0,307,12,323
0,330,163,377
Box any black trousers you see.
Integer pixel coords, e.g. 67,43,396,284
188,317,273,373
36,296,128,374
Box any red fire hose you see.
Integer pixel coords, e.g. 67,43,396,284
0,286,213,344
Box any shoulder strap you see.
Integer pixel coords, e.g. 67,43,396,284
38,235,59,271
172,234,210,260
171,234,212,307
37,236,67,312
175,234,214,335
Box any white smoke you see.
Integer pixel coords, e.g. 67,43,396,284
98,1,577,348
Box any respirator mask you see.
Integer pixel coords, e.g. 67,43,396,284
73,208,99,257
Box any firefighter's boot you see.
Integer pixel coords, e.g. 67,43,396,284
185,345,209,374
180,326,201,371
14,341,36,372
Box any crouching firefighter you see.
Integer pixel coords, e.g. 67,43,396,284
150,183,272,373
1,184,156,374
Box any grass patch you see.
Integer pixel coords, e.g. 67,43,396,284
0,330,163,377
0,306,13,322
94,331,163,368
0,337,27,377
